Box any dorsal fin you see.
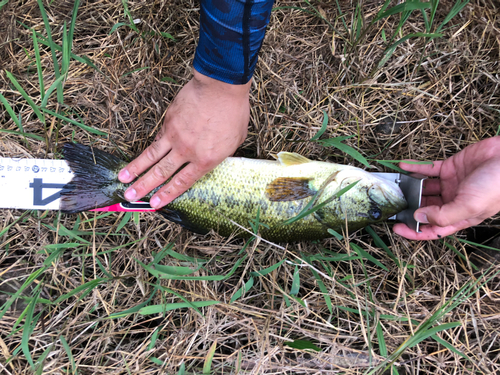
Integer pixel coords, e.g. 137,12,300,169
277,152,311,166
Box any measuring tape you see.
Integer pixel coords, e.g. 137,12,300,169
0,157,154,212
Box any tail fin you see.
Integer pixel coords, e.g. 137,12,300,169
60,143,127,213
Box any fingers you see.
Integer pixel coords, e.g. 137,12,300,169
394,199,484,240
421,195,443,208
118,135,171,184
149,163,204,208
123,151,186,202
392,221,470,240
415,198,480,228
422,179,441,196
399,160,443,177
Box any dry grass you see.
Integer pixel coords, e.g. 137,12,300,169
1,0,500,374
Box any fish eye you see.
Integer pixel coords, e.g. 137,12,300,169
368,207,382,221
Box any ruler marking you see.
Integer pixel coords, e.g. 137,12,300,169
0,157,153,211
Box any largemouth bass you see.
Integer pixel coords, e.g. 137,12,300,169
60,143,407,242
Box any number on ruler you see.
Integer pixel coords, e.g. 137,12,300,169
29,178,67,206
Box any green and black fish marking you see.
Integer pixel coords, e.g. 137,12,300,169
60,143,407,242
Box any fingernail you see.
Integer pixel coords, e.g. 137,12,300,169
119,169,131,182
150,196,161,208
124,188,136,201
415,212,429,224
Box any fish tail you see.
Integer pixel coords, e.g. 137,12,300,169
60,143,127,213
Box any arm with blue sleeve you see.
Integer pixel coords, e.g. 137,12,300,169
194,0,275,85
118,0,275,210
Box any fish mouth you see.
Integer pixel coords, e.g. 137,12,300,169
380,184,408,213
369,179,408,215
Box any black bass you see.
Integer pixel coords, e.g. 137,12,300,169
60,143,407,242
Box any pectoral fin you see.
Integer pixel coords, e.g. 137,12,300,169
265,177,316,202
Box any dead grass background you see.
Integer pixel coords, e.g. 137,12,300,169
0,0,500,374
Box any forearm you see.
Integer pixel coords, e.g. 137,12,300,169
193,0,275,84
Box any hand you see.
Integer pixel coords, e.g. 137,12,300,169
393,136,500,240
118,69,250,208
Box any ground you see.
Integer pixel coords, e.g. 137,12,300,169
0,0,499,374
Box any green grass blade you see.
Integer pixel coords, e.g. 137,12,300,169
405,322,462,349
68,0,80,53
116,212,132,232
40,107,108,136
139,300,219,315
121,66,150,77
109,22,129,34
22,284,42,369
159,31,176,41
147,326,162,350
36,0,63,103
311,269,332,314
374,1,431,22
376,161,408,174
317,138,370,167
455,238,500,252
108,286,160,319
5,71,45,124
230,277,254,303
350,242,389,271
427,0,440,32
365,226,399,266
138,254,246,281
40,73,67,108
283,180,360,225
431,334,472,361
327,228,343,240
61,21,69,76
0,0,8,11
310,110,328,141
42,246,67,266
436,0,469,33
31,30,45,101
442,240,478,271
121,0,138,32
34,343,54,375
0,265,47,321
377,322,387,357
153,264,203,276
285,339,321,351
60,335,78,374
53,278,110,304
203,340,217,375
250,259,285,277
290,265,300,295
378,32,442,69
0,93,24,132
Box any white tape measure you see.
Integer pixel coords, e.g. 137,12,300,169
0,157,73,210
0,157,155,212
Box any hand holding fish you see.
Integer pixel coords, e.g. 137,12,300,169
117,69,251,208
393,136,500,240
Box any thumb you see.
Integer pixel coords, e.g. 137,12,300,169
414,201,473,228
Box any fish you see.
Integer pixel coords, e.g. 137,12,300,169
60,143,407,242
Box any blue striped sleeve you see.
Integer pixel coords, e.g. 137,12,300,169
193,0,275,85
